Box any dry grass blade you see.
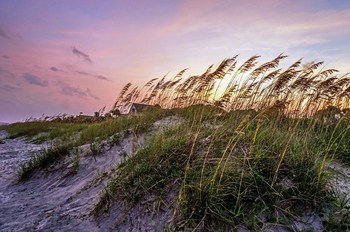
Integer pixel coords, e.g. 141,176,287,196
112,54,350,116
112,82,132,109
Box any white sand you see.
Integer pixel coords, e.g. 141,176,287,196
0,116,182,231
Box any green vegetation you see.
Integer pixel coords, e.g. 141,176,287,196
70,147,81,173
6,105,350,230
18,143,72,180
77,107,174,144
112,55,350,118
14,107,175,180
94,124,191,213
3,121,89,143
94,51,350,229
3,54,350,230
90,106,349,230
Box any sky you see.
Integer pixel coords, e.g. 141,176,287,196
1,0,350,123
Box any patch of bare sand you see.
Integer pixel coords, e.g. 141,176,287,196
0,116,182,231
329,162,350,205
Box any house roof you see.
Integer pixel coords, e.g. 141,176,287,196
130,103,153,112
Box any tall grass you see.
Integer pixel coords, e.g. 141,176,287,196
94,54,350,230
7,54,350,229
93,106,350,229
113,54,349,118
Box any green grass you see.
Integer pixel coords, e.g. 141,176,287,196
3,121,90,143
70,147,81,173
8,105,350,229
93,124,192,213
18,143,73,180
6,53,350,229
77,107,174,145
15,108,175,181
3,107,172,145
92,106,350,230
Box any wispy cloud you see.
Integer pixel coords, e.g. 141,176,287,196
2,55,9,59
50,66,60,72
57,81,99,100
22,73,49,87
94,74,110,81
77,71,110,81
0,84,19,92
72,46,92,64
77,71,91,76
85,88,100,100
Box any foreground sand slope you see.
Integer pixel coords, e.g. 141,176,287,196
0,116,181,231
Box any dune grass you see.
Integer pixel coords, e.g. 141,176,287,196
3,121,90,143
7,54,350,229
95,54,350,230
18,143,73,180
11,106,350,229
93,124,192,213
16,107,175,181
77,107,174,144
92,105,350,230
113,54,350,118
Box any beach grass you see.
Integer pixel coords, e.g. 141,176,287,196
90,105,349,230
18,143,73,180
4,121,90,143
6,54,350,230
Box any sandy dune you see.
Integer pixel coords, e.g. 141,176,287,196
0,115,349,231
0,116,181,231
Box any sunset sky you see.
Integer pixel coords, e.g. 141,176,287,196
1,0,350,122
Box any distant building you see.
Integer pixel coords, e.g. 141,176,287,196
126,103,155,114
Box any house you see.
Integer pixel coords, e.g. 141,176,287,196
126,103,156,114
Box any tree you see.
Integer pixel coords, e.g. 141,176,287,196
110,109,120,118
